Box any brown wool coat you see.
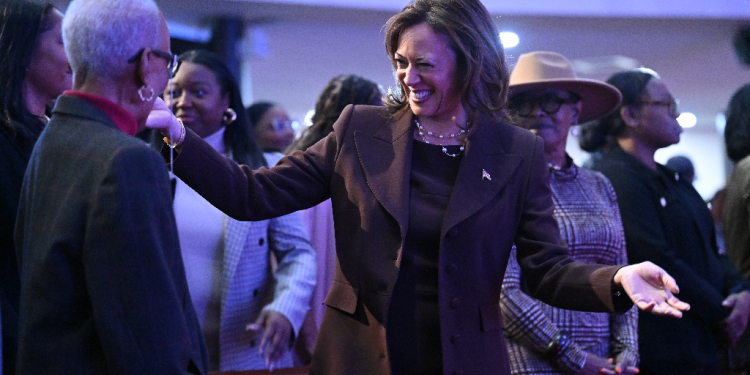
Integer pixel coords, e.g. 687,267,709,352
170,105,630,375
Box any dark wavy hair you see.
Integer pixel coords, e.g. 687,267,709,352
725,83,750,163
287,74,382,152
0,0,55,148
383,0,509,124
177,49,266,168
578,69,657,152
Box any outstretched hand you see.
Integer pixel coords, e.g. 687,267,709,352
614,261,690,318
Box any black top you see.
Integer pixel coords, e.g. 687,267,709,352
0,117,42,375
590,147,750,373
387,141,463,374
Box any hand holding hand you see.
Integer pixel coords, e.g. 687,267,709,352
614,261,690,318
576,353,639,375
612,353,639,374
722,290,750,347
146,97,180,135
246,310,293,370
576,353,614,375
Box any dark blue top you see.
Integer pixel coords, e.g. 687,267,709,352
590,147,750,374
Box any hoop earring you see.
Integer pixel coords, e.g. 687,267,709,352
138,86,155,102
223,108,237,124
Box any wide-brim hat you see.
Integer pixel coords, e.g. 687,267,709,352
508,51,622,123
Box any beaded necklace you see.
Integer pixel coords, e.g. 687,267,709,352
413,116,469,158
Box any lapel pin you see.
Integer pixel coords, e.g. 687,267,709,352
482,169,491,181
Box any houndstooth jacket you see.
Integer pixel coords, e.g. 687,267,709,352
200,151,316,371
218,208,316,370
500,161,638,374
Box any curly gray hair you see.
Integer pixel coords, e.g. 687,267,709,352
62,0,161,79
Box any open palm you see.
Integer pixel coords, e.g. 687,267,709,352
615,261,690,318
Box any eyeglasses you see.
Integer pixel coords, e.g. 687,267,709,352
509,93,579,117
127,48,181,77
638,98,680,118
270,119,293,131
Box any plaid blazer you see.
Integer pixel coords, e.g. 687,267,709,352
217,179,316,370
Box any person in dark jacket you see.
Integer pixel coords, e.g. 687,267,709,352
579,68,750,374
15,0,207,373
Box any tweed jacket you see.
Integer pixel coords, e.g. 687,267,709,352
169,104,631,375
216,213,315,370
15,95,208,375
204,151,315,370
501,162,638,374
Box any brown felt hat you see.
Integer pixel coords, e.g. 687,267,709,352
508,51,622,123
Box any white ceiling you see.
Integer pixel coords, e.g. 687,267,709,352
232,0,750,19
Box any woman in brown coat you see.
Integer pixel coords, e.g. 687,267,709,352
148,0,689,374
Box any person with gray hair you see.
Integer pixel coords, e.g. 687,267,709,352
501,51,638,375
14,0,207,374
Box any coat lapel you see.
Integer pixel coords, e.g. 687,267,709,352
442,119,522,238
354,112,413,242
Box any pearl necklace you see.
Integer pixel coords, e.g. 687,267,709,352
414,116,469,158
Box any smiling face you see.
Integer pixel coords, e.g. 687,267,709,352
633,78,683,150
511,88,581,156
394,23,464,123
25,8,71,104
164,61,229,138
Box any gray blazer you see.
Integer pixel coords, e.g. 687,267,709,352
15,95,207,375
213,156,315,369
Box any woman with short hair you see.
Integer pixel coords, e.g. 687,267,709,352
16,0,207,373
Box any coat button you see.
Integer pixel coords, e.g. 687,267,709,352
450,334,461,344
450,298,460,308
258,237,265,245
446,264,458,274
